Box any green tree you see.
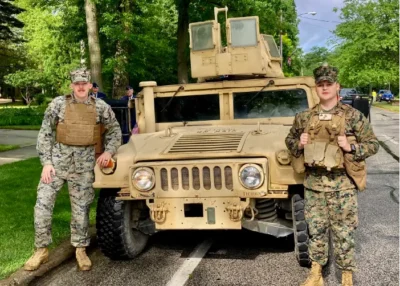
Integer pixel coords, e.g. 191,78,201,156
99,0,178,93
332,0,399,93
0,0,24,42
110,0,132,98
4,69,44,106
9,0,85,95
301,47,331,76
5,0,301,100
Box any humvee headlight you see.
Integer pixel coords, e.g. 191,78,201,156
132,167,155,191
276,150,291,165
239,164,264,189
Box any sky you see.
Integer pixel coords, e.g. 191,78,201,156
294,0,344,53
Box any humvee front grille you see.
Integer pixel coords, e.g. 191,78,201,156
167,133,245,153
160,165,233,191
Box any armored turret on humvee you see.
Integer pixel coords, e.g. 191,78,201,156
94,7,317,267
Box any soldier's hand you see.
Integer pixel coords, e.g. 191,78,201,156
338,136,351,152
97,151,112,167
298,133,309,150
41,165,56,184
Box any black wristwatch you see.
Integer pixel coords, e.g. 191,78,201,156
350,144,356,154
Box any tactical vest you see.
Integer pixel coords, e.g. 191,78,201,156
291,104,367,191
56,95,103,149
303,105,348,171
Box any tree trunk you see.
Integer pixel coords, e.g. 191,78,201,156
176,0,190,84
112,41,129,99
22,87,32,107
85,0,103,88
112,0,131,98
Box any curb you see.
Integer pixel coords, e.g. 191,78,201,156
372,105,399,113
1,227,97,286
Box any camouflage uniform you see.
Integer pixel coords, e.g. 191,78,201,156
34,69,121,248
285,65,379,271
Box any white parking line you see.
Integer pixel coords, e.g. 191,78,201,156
166,239,213,286
381,134,399,145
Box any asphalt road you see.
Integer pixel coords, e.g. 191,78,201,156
12,107,400,285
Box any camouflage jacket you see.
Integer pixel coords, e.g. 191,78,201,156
37,94,122,174
285,102,379,192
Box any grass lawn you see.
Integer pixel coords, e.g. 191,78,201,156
0,125,41,130
0,158,98,279
373,101,399,112
0,144,20,152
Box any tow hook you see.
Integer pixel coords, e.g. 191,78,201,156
149,202,168,223
226,199,250,222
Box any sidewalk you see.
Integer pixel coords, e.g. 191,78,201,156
0,145,38,165
0,129,39,165
0,129,39,146
0,98,13,104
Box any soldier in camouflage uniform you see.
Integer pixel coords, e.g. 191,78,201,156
285,64,379,286
24,68,122,271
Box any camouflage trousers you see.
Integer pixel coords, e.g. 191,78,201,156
34,171,95,248
304,188,358,271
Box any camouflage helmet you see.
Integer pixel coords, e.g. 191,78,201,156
313,63,339,83
70,68,91,83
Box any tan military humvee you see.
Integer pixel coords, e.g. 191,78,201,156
94,7,317,266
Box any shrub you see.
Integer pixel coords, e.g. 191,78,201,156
33,93,54,106
0,106,45,126
34,93,46,106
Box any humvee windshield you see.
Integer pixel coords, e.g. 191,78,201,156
155,94,220,123
234,89,308,118
154,89,308,123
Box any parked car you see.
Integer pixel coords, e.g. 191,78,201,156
339,88,361,105
378,90,394,102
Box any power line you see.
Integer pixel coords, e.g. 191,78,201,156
300,16,342,24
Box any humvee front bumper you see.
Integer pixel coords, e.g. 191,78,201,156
116,158,293,234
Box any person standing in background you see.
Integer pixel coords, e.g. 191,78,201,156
121,85,135,101
90,82,107,99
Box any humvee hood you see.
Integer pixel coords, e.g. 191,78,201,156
130,125,292,162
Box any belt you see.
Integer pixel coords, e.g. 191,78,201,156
307,168,346,175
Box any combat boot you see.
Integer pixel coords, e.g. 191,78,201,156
300,261,324,286
76,247,92,271
342,270,353,286
24,248,49,271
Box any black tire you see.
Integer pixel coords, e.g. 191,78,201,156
291,194,311,267
96,189,149,260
